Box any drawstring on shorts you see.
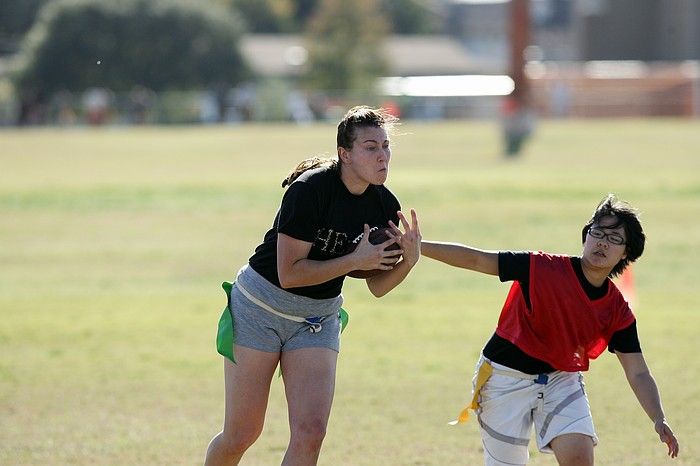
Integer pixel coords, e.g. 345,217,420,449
235,281,329,333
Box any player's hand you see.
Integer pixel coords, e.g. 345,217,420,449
388,209,421,268
352,223,402,272
654,418,679,458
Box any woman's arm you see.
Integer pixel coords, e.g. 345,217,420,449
616,351,680,458
277,224,403,289
365,209,421,297
421,240,500,276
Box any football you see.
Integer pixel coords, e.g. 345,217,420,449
346,227,402,279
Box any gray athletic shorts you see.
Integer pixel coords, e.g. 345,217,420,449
475,356,597,466
230,265,344,353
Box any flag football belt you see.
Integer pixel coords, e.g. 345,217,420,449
216,281,349,364
449,361,550,425
234,281,330,333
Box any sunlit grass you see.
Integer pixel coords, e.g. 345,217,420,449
1,119,699,465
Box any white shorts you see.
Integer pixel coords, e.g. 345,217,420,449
475,357,598,466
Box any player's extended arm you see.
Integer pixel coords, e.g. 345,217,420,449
365,209,421,298
616,351,680,458
420,240,499,276
277,229,397,288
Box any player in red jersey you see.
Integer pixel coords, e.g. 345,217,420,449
422,194,679,465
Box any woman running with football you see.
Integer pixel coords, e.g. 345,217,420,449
204,106,421,465
421,194,679,465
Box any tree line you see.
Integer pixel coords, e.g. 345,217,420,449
0,0,440,124
1,0,438,49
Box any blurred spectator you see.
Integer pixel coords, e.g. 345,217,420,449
128,85,155,124
199,91,220,124
550,80,571,118
501,96,535,156
232,84,256,122
286,89,314,124
52,90,77,126
82,87,112,126
381,99,401,118
17,89,47,126
308,92,330,120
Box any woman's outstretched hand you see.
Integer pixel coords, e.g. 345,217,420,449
655,418,679,458
389,208,421,268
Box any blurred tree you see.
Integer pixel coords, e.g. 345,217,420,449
381,0,441,34
13,0,250,122
303,0,388,95
292,0,318,28
1,0,440,56
213,0,295,33
213,0,438,34
0,0,51,54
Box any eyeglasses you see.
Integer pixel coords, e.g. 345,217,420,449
588,228,626,245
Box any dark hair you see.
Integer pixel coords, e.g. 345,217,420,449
336,105,398,149
281,156,338,188
581,194,645,278
281,106,399,187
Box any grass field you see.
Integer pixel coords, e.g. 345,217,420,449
1,119,699,465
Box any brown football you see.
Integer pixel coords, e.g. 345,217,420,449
346,227,402,279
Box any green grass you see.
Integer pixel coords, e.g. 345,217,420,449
1,119,699,465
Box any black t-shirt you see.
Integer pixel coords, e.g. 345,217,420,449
248,165,401,299
482,251,641,374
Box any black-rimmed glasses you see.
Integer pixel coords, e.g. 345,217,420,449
588,227,626,245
